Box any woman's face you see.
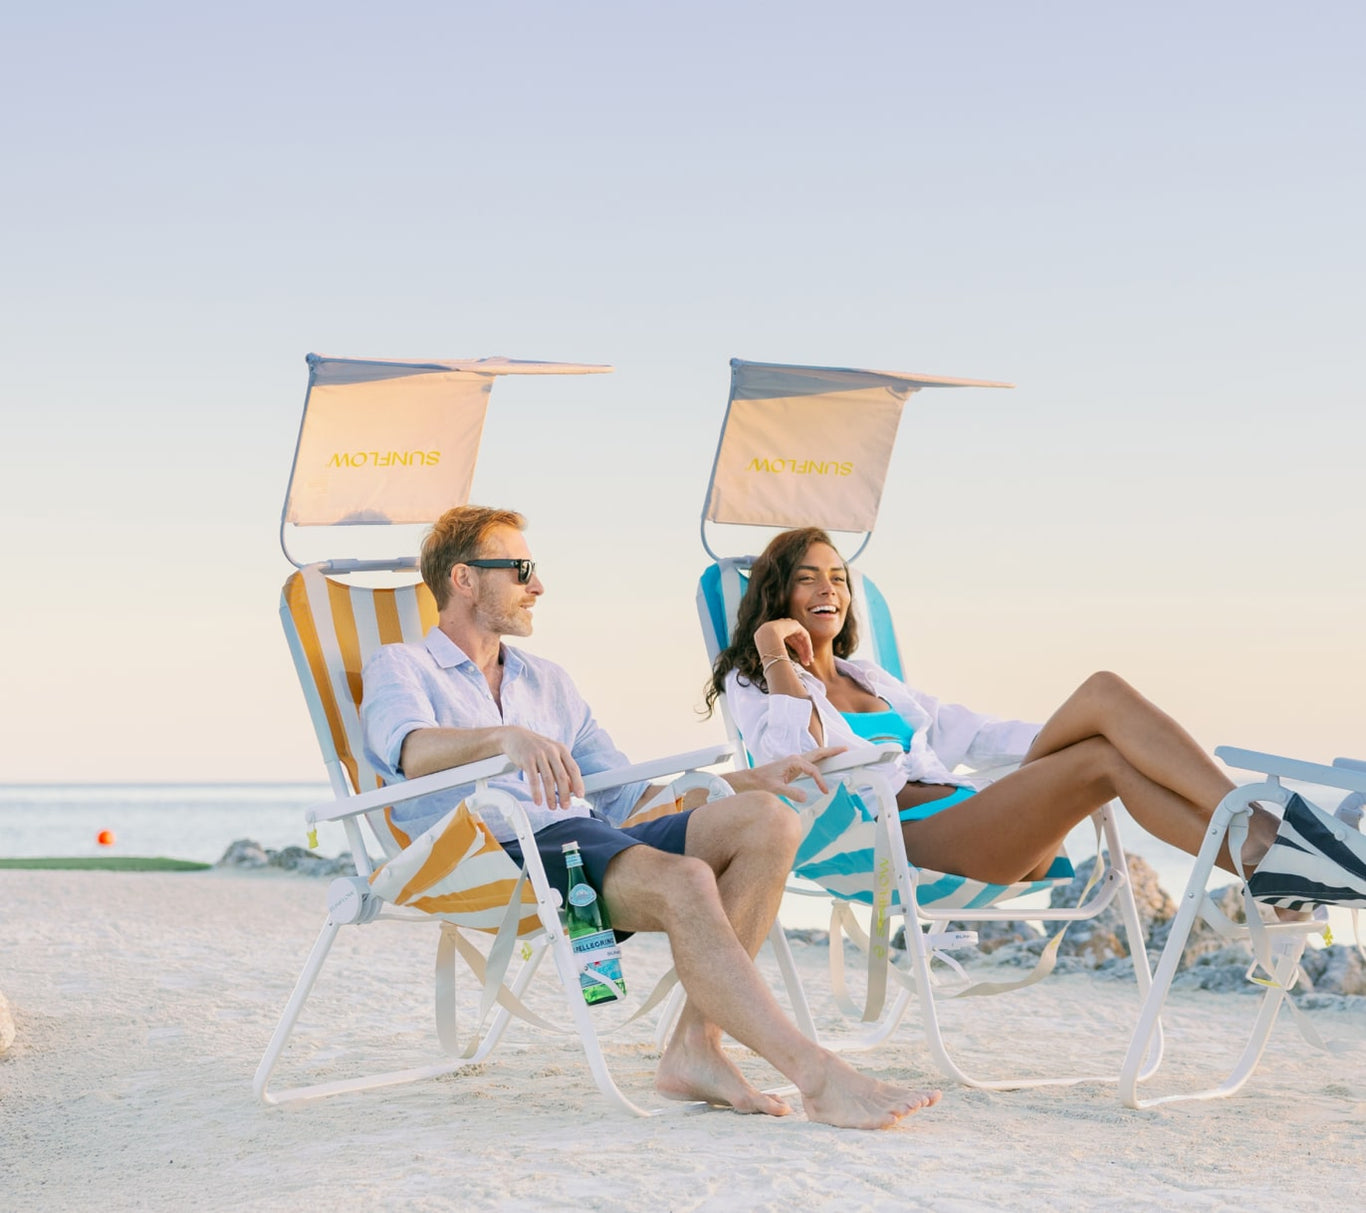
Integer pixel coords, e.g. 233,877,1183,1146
785,541,850,645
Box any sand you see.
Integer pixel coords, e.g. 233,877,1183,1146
2,868,1364,1212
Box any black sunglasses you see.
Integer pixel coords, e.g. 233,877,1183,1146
465,558,537,584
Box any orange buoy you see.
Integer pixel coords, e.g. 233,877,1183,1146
97,829,115,847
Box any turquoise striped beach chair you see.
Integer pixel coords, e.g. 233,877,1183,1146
695,360,1161,1089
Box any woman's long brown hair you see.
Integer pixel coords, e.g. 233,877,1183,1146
705,527,859,715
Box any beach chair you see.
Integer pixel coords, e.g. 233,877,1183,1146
694,359,1161,1089
1118,747,1363,1108
257,354,763,1114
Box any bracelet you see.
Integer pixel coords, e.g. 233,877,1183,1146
761,655,795,674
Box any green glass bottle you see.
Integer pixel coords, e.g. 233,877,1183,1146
561,841,626,1005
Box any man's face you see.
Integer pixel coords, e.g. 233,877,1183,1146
468,525,543,638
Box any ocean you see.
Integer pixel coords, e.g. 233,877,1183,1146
0,783,341,865
1,780,1355,936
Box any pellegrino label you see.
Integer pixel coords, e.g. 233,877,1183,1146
746,457,853,476
571,929,624,996
326,450,442,468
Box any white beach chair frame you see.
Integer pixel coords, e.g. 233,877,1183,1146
1119,746,1366,1108
255,742,755,1115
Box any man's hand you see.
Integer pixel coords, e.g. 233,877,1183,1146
498,725,585,810
723,746,846,803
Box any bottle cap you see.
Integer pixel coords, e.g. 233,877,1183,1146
561,841,580,854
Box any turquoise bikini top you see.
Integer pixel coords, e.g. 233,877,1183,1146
839,708,914,752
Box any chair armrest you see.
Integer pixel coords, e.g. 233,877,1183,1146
305,754,520,824
308,744,734,826
1334,757,1366,773
579,745,734,794
814,743,903,777
1215,746,1366,796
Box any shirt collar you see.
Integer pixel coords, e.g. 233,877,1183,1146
424,627,525,680
832,656,876,693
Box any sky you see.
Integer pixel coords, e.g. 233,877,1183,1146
1,2,1363,783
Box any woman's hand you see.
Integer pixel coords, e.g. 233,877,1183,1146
755,618,814,667
725,746,847,802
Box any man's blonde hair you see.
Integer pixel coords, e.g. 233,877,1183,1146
420,506,526,609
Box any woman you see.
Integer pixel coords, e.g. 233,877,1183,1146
707,527,1361,903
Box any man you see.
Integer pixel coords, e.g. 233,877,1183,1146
361,505,939,1129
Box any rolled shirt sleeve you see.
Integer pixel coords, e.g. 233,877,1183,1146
725,671,822,762
361,646,440,778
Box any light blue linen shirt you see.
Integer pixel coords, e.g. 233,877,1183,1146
361,628,647,842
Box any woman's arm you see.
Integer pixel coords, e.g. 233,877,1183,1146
753,618,823,744
726,669,828,762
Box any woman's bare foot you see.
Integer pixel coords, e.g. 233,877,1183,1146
798,1052,941,1130
655,1027,792,1115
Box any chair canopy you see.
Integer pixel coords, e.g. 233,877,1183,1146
281,353,612,570
701,359,1012,559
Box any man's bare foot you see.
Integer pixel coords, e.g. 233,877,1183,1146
798,1052,941,1130
656,1029,791,1115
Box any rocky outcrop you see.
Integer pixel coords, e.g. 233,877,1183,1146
1300,944,1366,996
876,852,1366,998
1046,852,1177,965
216,839,355,877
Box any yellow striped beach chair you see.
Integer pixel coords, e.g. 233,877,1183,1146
260,352,758,1114
256,564,733,1114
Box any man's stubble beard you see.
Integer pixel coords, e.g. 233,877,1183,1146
473,583,533,638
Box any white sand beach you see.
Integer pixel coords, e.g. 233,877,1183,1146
3,867,1365,1212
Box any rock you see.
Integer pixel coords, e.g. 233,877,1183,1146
272,846,355,877
1299,945,1366,996
783,928,830,947
217,839,270,868
215,839,355,877
1148,883,1247,971
1047,853,1175,967
0,991,14,1054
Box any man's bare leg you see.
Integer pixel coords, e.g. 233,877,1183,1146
652,792,800,1113
602,795,941,1130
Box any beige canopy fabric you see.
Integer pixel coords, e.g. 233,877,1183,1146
281,354,611,567
703,359,1012,536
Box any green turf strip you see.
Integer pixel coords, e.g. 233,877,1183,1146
0,857,211,872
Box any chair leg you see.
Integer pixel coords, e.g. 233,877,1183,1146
1098,806,1164,1082
1119,784,1317,1108
539,913,661,1116
256,917,512,1105
881,786,1116,1089
766,920,820,1043
255,918,341,1104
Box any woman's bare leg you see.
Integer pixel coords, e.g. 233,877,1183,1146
1022,671,1232,808
902,736,1274,885
1024,672,1279,861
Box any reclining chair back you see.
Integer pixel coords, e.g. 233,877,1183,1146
280,565,438,859
696,556,1071,909
278,351,613,861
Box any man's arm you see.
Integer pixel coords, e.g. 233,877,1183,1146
400,725,586,810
